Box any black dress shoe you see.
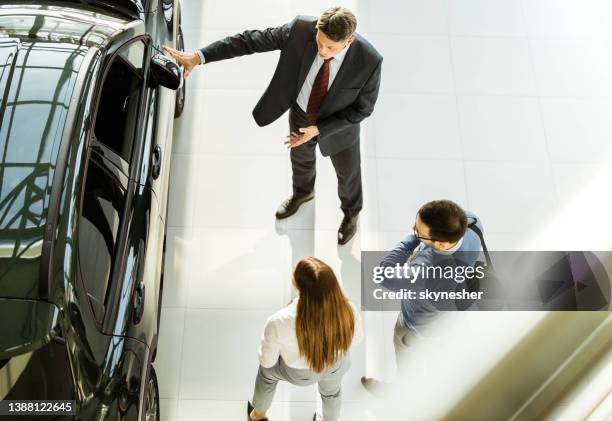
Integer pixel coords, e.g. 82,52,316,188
338,214,358,245
275,192,314,219
247,401,269,421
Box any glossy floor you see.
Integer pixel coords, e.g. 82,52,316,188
158,0,612,419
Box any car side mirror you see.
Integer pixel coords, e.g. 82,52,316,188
149,53,182,90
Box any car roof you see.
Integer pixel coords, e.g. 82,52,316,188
0,7,115,299
0,2,151,299
0,3,133,48
0,1,149,23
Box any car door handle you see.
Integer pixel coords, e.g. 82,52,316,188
151,145,162,180
133,281,146,324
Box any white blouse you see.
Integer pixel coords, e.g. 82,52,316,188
258,297,363,370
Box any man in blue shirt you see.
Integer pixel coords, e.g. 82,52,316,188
361,200,484,393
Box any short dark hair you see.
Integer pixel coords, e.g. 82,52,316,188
418,200,468,243
317,6,357,42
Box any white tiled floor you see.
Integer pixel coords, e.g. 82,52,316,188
157,1,612,420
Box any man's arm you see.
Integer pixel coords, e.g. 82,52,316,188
316,59,382,149
200,20,294,64
382,234,420,267
163,19,294,77
378,234,421,293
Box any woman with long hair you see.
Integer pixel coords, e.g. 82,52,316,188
247,257,362,421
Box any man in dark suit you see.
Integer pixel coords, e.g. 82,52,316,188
164,6,382,245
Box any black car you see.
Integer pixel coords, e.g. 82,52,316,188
0,0,185,419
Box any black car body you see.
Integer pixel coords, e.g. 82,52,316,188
0,0,184,419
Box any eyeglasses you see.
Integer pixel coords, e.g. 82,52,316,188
413,224,436,242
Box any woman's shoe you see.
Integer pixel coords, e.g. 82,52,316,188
361,376,392,396
247,401,269,421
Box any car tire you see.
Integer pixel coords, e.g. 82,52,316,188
174,25,186,118
143,365,160,421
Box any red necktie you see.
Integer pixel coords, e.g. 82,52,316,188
306,58,332,124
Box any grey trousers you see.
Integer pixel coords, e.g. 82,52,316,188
252,356,350,421
393,313,416,373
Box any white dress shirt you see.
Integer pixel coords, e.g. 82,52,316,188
295,45,350,113
258,297,363,370
433,236,465,255
409,236,466,261
196,49,205,64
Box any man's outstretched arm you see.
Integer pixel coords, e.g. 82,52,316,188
163,19,294,78
200,20,294,63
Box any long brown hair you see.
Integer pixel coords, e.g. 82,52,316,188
294,257,355,373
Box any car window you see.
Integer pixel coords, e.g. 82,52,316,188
78,156,126,324
119,41,145,71
94,40,145,163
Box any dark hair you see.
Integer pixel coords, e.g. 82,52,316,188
418,200,467,243
317,6,357,42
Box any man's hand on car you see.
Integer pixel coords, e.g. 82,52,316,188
162,46,200,78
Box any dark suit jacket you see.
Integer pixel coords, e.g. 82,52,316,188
200,16,383,156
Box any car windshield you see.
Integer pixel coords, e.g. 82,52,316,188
0,38,87,298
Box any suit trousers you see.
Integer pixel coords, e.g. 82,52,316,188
289,103,363,217
252,356,350,421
